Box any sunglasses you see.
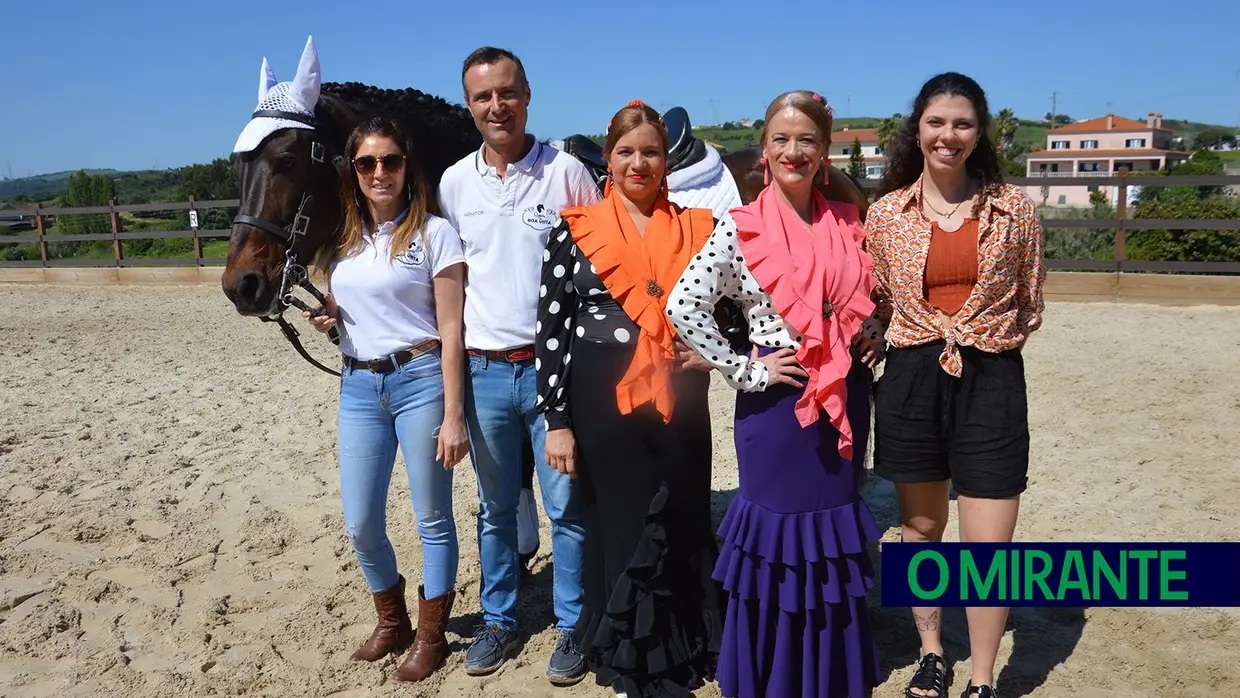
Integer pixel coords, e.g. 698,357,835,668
352,154,406,175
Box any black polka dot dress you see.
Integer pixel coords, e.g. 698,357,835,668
534,217,724,697
534,221,641,430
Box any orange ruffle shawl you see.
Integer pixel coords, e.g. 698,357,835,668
562,190,713,423
730,185,876,460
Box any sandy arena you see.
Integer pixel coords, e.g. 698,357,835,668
1,283,1238,697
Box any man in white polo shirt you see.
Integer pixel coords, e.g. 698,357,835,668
437,46,601,685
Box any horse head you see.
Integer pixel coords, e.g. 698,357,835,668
222,36,348,317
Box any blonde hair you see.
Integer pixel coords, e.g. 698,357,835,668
760,90,834,147
330,117,430,267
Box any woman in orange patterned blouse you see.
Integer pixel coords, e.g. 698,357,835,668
865,73,1046,698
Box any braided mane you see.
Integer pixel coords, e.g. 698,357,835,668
318,81,482,192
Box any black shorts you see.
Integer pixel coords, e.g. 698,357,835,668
873,341,1029,499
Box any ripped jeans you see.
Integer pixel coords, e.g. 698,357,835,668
338,347,458,598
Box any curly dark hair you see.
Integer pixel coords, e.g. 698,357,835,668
876,72,1003,209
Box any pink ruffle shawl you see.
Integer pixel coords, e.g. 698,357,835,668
731,186,876,460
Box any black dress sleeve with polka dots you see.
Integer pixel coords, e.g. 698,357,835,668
535,220,641,431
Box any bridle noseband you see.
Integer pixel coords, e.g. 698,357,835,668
233,108,344,377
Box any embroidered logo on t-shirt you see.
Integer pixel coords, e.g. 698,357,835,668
395,238,426,267
521,204,559,231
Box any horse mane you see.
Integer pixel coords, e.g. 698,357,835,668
317,81,482,196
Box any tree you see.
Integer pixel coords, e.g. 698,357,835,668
1044,189,1116,262
1192,127,1238,151
848,137,865,181
877,114,903,153
180,157,239,201
50,170,122,258
993,109,1018,152
56,170,118,235
1128,151,1240,264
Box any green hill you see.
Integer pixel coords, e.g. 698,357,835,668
0,169,119,203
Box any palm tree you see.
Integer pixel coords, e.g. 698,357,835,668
994,109,1018,152
877,113,903,153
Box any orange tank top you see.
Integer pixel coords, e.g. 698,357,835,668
923,218,979,316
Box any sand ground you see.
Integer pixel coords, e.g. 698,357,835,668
1,283,1238,697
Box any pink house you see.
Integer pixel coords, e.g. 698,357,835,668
1024,111,1189,207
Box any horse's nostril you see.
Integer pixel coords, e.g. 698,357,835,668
238,271,270,308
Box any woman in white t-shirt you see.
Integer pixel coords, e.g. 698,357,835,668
305,116,466,683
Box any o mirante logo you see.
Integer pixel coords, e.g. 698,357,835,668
881,542,1240,607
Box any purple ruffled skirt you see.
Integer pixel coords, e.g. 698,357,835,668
713,359,882,698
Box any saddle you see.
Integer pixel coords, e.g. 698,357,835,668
556,106,711,192
559,134,608,192
662,106,708,173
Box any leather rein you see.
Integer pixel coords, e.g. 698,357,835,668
233,108,344,378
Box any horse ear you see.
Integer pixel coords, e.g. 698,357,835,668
289,35,321,113
258,56,278,103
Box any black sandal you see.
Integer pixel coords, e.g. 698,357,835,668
905,652,951,698
961,683,997,698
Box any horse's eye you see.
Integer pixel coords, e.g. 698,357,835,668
274,155,297,172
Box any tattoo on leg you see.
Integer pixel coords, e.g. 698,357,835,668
914,610,940,632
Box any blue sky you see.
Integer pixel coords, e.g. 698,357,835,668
1,0,1237,178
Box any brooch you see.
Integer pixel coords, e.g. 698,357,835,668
822,299,834,319
646,279,663,298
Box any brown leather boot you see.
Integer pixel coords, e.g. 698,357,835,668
393,584,456,682
350,575,415,661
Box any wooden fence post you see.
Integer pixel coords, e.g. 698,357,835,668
109,198,122,266
35,204,48,266
189,195,202,265
1114,165,1129,271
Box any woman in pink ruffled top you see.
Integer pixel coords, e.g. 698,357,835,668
667,90,885,698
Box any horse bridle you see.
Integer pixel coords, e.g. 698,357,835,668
233,107,344,377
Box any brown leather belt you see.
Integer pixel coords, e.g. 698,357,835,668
344,338,440,373
467,345,535,363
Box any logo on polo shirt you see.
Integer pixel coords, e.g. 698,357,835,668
521,204,560,232
395,238,426,267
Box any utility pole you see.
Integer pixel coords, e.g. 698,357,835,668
709,99,721,126
1050,91,1057,127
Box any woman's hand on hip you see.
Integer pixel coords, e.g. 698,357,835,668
545,428,578,480
673,337,713,373
303,292,338,333
750,346,807,389
437,414,469,469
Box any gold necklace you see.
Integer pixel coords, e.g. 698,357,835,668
919,177,972,220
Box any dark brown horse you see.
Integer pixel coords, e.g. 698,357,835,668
222,84,480,318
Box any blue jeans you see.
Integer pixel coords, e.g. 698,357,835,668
464,353,584,632
338,348,458,598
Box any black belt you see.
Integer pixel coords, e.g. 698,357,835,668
343,339,440,373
